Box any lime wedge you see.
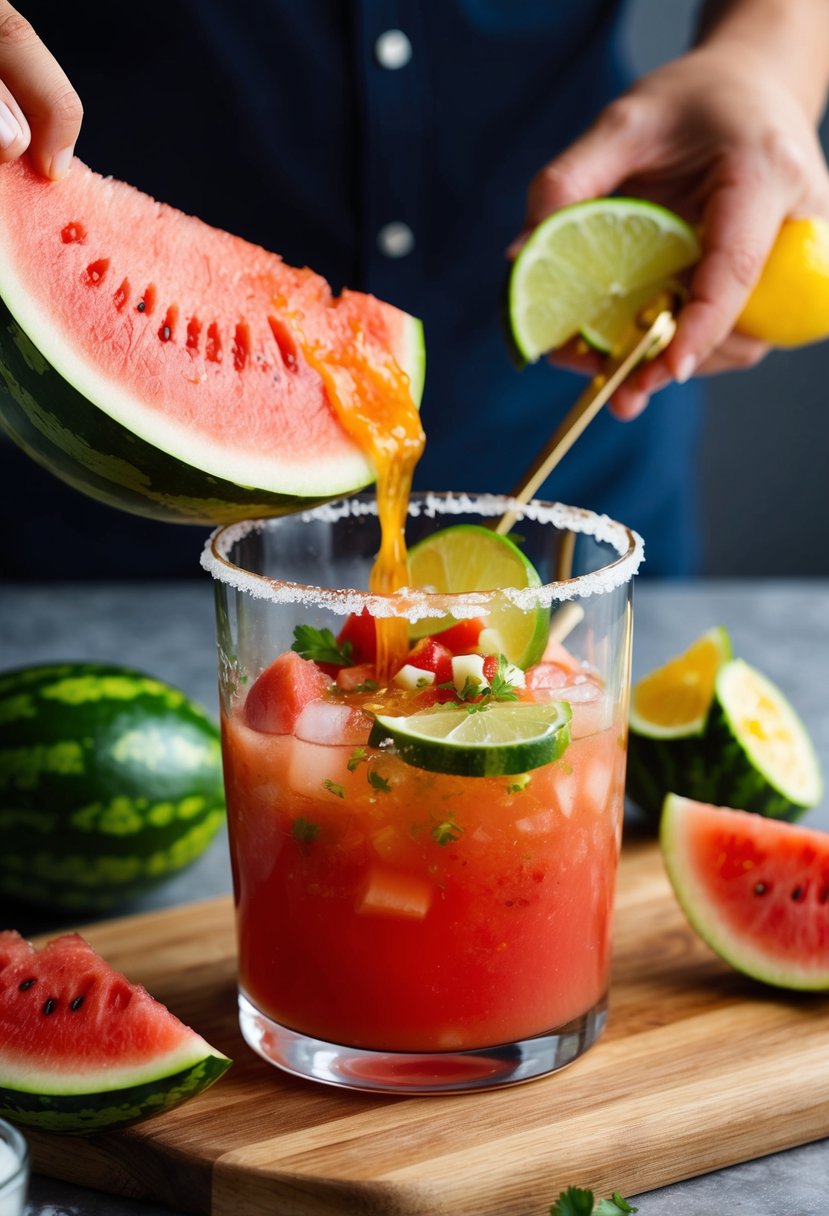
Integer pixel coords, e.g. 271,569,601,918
630,626,732,740
406,524,549,668
369,701,572,777
508,198,700,362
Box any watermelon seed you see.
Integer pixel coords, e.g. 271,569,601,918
753,882,769,896
158,305,178,343
819,887,829,904
83,258,109,286
42,997,57,1016
791,886,805,902
137,284,157,315
69,995,85,1012
17,977,36,991
60,221,86,244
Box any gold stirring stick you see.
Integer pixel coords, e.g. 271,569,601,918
494,302,677,537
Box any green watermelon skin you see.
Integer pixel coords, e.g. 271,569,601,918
660,794,829,990
0,930,231,1134
0,307,355,524
628,701,812,828
0,662,226,911
0,157,426,526
0,1054,229,1134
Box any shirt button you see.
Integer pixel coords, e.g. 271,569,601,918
374,29,412,70
377,222,415,258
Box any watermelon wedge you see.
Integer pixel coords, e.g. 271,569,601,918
0,930,230,1133
661,794,829,991
0,158,425,523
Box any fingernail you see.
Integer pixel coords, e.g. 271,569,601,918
675,354,696,384
0,100,23,150
49,146,74,180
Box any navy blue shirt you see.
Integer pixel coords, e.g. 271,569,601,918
4,1,702,578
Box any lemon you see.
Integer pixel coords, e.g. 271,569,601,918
406,524,549,668
629,626,732,740
507,198,700,361
736,217,829,347
368,701,572,776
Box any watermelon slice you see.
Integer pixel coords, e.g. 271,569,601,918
0,930,230,1133
0,158,425,523
660,794,829,991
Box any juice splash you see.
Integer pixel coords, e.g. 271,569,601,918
288,309,425,678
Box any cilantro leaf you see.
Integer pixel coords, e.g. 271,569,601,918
550,1188,637,1216
347,747,368,772
322,779,345,799
292,624,352,667
551,1187,595,1216
595,1195,637,1215
291,817,320,843
367,769,391,793
488,654,520,701
431,816,463,846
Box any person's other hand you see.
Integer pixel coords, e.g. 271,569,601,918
0,1,82,179
518,44,829,418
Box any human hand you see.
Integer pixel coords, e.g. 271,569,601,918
0,1,82,179
518,43,829,418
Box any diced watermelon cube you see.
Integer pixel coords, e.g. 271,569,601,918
433,617,486,654
336,662,377,692
244,651,333,735
405,638,453,684
337,608,377,664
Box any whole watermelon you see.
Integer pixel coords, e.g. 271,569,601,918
0,662,226,911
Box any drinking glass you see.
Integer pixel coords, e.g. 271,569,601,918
203,492,642,1093
0,1120,28,1216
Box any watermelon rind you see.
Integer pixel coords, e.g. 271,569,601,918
627,646,822,827
0,1048,230,1135
0,160,426,524
626,626,732,821
660,793,829,991
0,662,227,911
709,659,824,816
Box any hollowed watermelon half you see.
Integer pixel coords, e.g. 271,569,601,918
661,793,829,991
0,930,230,1134
0,158,425,524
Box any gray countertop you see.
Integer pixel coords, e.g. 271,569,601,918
2,578,828,1216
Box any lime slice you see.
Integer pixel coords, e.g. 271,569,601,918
711,659,823,812
508,198,700,362
406,524,549,668
630,626,732,740
369,701,572,777
581,278,686,354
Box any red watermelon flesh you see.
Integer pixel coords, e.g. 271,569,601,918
0,930,228,1090
660,794,829,990
0,157,424,507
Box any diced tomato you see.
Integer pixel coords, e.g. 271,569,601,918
244,651,333,734
405,637,453,684
432,617,486,654
482,654,499,683
356,865,433,920
336,662,376,692
337,608,377,664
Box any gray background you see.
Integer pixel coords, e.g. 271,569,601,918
625,1,829,577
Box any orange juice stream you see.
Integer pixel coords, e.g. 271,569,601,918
298,324,425,678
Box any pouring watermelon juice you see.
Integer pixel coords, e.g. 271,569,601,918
203,493,642,1093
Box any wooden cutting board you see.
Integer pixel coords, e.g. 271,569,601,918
24,834,829,1216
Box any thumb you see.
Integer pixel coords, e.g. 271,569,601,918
522,97,652,235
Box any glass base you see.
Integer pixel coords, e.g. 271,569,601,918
238,992,608,1094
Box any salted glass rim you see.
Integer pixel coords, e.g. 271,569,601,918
201,492,644,620
0,1117,29,1196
